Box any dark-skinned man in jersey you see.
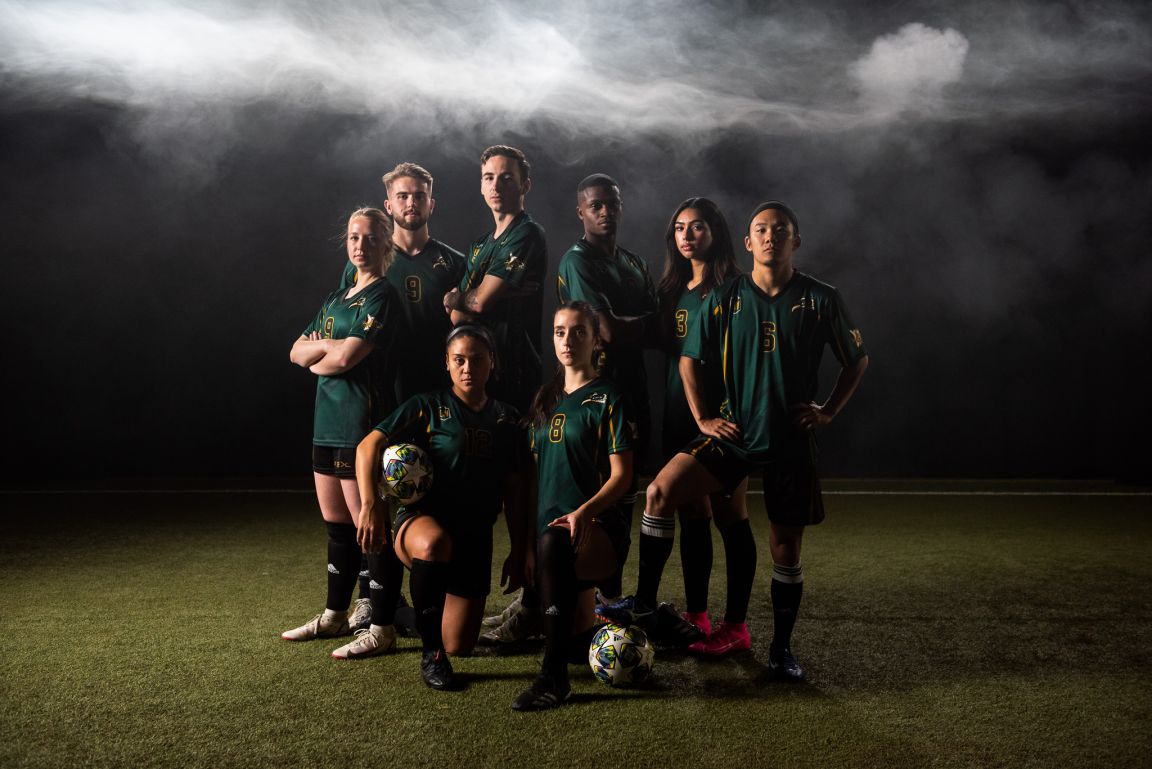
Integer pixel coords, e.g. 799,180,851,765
600,201,869,681
553,175,701,642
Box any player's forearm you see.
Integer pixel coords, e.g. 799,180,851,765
308,338,369,376
821,355,869,417
290,338,328,368
679,355,713,425
598,311,648,347
575,453,633,519
355,430,388,510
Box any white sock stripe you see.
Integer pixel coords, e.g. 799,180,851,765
772,562,804,583
640,514,676,538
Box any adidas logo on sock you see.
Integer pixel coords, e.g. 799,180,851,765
327,563,340,575
369,580,384,590
545,605,560,616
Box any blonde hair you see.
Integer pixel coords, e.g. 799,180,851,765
347,207,394,275
382,162,434,194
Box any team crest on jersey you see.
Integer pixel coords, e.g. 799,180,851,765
432,255,450,270
472,246,481,257
791,296,817,313
349,297,366,309
732,296,743,314
362,314,381,332
581,392,608,406
851,329,864,347
505,252,525,271
438,405,452,420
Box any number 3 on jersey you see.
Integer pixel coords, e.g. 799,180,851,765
675,309,689,338
549,414,566,443
760,321,777,353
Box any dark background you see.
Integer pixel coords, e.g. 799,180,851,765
2,0,1150,483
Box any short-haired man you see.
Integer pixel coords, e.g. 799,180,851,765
335,162,465,646
555,173,658,602
600,202,869,680
444,145,546,412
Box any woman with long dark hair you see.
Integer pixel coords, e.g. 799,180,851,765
657,198,756,655
512,301,635,710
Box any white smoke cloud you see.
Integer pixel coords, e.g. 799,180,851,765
0,0,1148,159
851,23,970,114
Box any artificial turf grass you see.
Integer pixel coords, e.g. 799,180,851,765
2,489,1151,768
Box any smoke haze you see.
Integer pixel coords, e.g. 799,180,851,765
1,0,1149,481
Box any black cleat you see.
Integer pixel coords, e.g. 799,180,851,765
767,647,805,682
511,674,571,712
651,602,706,646
420,649,459,691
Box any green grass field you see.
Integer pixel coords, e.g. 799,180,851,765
2,482,1150,768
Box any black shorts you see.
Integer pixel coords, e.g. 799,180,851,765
312,445,357,478
681,435,825,527
394,508,494,598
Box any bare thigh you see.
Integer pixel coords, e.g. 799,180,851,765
648,453,725,518
711,477,750,527
314,472,356,524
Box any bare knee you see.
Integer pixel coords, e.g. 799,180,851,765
646,479,673,518
444,638,475,657
407,530,452,562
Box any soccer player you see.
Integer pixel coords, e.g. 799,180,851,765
602,201,869,680
340,162,466,633
355,325,530,690
283,207,400,644
484,173,658,645
653,197,755,654
512,302,636,711
443,145,546,412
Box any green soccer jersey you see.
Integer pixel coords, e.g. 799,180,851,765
681,271,867,460
530,379,635,534
374,390,524,529
556,239,657,449
341,240,466,402
459,212,547,408
303,279,400,447
661,283,723,455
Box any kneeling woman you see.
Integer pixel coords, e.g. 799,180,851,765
356,325,530,690
513,301,635,711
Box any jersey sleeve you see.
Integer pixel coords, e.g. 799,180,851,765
374,394,430,443
556,247,609,311
823,289,868,366
680,289,721,362
603,392,635,455
483,224,545,292
344,283,395,345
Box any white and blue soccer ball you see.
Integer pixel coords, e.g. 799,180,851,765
380,443,433,505
589,622,654,686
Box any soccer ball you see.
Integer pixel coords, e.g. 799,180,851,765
380,443,433,505
588,622,654,686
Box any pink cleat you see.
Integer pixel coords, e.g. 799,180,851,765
691,621,751,656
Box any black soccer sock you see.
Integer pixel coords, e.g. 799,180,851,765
636,513,676,608
679,516,714,613
325,522,362,613
410,558,451,652
770,562,804,650
599,491,637,599
718,518,757,624
566,625,601,666
521,584,541,614
358,554,371,601
367,548,403,627
537,527,578,680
